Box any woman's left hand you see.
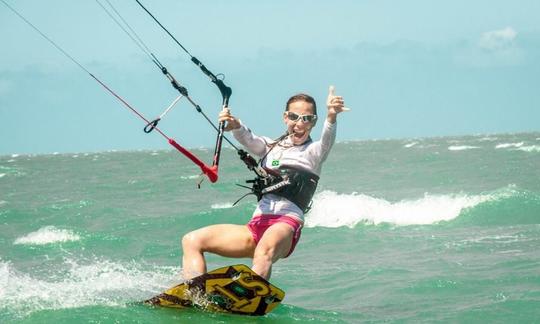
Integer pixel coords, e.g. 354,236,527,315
326,85,349,123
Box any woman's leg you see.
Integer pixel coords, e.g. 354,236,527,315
181,224,256,279
251,222,295,280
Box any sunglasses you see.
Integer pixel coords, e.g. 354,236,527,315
286,112,318,123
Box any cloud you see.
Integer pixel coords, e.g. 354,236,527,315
479,27,517,50
453,27,525,67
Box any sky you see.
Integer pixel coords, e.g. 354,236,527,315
1,0,539,155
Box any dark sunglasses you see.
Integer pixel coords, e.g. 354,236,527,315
286,112,317,123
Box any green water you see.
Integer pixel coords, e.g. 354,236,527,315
1,132,540,323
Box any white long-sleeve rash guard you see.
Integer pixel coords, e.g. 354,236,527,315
232,119,337,223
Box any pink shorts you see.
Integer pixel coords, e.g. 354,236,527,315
246,215,303,258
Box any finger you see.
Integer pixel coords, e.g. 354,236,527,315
218,110,231,118
218,115,231,123
328,103,350,112
328,103,344,108
223,119,235,130
328,85,335,97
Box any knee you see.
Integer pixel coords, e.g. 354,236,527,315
253,245,276,262
181,231,202,252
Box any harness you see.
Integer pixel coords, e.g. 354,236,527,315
234,136,320,213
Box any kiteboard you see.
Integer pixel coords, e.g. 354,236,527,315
144,264,285,316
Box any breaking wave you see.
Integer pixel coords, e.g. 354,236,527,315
13,226,81,245
306,186,538,228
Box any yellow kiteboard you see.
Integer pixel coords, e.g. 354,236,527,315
145,264,285,316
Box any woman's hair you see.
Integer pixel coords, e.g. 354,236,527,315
285,93,317,116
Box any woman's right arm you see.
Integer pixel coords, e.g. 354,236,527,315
219,108,268,157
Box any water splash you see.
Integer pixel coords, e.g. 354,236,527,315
13,226,81,245
0,257,179,318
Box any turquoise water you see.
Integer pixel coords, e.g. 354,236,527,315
1,132,540,323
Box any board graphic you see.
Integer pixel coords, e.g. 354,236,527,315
145,264,285,316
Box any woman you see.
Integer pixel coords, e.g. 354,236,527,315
181,86,347,280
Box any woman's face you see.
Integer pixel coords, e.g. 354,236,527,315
283,100,317,145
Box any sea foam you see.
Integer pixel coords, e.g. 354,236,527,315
495,142,524,149
13,226,81,245
0,258,178,316
478,136,498,142
305,190,510,228
211,202,234,209
0,260,8,298
448,145,479,151
180,174,199,180
516,145,540,152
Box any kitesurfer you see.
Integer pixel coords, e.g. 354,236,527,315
181,86,347,280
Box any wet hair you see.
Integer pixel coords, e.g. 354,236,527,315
285,93,317,116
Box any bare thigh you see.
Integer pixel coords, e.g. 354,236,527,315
254,222,295,262
183,224,256,258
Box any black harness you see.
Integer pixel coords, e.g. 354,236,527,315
262,166,320,213
234,158,320,214
233,133,320,213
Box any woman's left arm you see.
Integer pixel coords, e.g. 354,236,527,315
326,85,349,124
310,85,349,163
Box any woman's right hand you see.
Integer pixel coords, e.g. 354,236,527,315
218,108,241,131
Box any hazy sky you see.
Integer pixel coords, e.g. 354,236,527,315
1,0,539,154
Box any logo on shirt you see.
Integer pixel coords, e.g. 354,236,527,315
271,159,280,167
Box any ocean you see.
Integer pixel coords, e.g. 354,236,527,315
1,132,539,323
